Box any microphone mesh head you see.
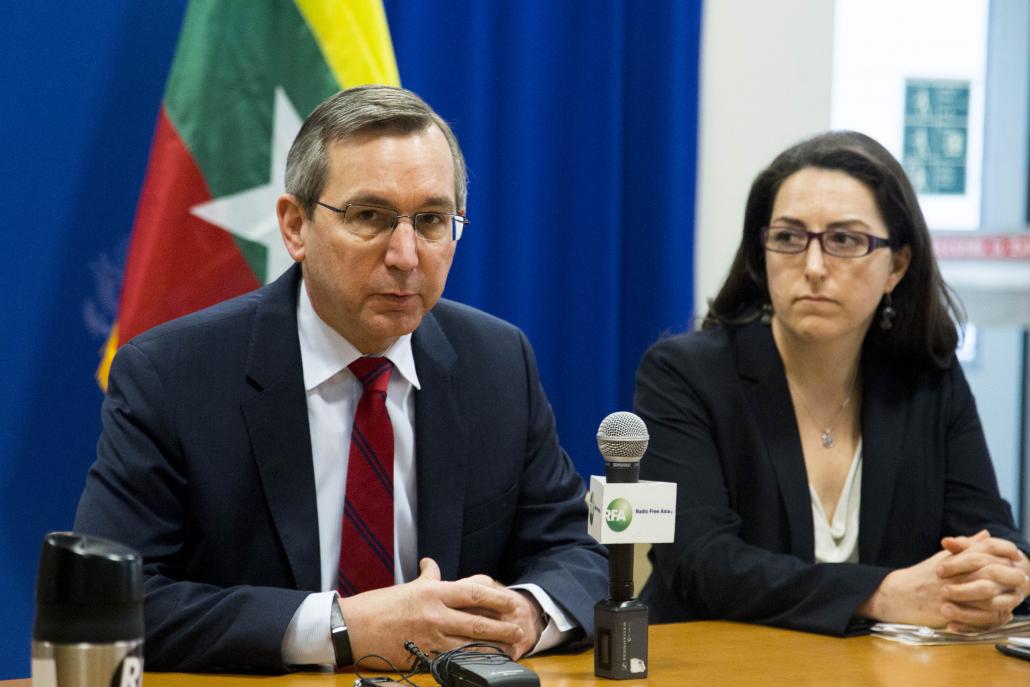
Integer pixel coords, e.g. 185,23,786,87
596,411,649,461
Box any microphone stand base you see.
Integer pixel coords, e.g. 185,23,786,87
594,598,649,679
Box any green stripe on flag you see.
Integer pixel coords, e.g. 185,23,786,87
162,1,340,282
165,0,339,197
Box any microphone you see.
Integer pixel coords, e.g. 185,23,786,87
596,411,648,600
593,411,650,680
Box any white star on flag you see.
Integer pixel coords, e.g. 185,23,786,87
190,87,301,284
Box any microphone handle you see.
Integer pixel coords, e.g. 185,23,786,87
604,459,639,601
608,544,634,601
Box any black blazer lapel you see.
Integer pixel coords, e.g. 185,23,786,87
411,310,467,580
857,358,905,563
240,265,321,591
734,324,815,561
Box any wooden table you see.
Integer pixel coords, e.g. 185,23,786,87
7,621,1029,686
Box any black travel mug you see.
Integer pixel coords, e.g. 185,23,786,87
32,532,144,686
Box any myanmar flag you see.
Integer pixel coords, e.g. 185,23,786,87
97,0,399,388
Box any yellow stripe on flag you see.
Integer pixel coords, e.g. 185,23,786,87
295,0,401,88
96,323,119,392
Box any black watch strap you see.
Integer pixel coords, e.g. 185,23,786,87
330,594,353,667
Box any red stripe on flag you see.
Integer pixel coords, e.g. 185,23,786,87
118,107,260,343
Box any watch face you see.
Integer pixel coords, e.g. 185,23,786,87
331,599,347,631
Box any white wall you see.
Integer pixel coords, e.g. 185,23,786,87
694,0,835,319
832,0,988,230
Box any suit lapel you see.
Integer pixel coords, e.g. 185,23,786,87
411,310,467,580
734,323,815,561
857,355,905,563
240,266,322,591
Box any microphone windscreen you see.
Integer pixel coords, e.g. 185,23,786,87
596,411,649,461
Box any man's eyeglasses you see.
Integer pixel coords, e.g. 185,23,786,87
312,201,469,243
761,225,891,258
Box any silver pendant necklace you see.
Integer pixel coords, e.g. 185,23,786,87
820,425,841,449
791,373,858,449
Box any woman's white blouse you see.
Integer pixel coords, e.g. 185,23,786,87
811,439,863,564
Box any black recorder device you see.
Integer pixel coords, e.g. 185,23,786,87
399,641,540,687
445,660,540,687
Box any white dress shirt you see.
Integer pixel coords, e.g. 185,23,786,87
811,440,863,564
282,281,572,665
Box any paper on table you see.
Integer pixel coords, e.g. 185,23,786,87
871,617,1030,645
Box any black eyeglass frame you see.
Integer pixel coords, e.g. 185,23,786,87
760,225,893,258
312,200,470,242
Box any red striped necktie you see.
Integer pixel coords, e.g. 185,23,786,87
337,357,394,596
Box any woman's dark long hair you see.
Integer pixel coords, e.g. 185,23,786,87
705,130,962,370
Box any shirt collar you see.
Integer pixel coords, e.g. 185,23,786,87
297,279,421,392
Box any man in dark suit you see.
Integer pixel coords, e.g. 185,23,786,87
75,85,607,673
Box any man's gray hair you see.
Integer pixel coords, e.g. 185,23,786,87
285,85,468,216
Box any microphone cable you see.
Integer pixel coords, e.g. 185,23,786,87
352,647,425,687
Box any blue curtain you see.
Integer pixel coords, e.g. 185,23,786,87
0,3,187,678
0,1,699,676
385,0,701,475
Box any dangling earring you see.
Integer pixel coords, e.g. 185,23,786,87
760,303,773,325
879,293,896,330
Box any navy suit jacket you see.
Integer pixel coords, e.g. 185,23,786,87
637,321,1028,635
75,265,607,671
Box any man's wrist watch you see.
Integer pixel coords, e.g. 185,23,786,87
330,594,353,667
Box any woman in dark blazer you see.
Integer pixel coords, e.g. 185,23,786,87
638,131,1030,636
